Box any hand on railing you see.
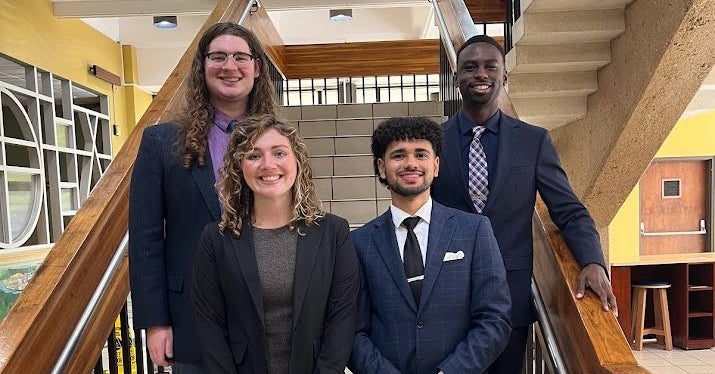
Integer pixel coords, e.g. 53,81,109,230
575,263,618,317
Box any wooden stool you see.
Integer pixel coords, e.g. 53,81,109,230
631,281,673,350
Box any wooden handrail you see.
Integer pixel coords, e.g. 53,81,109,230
533,199,650,373
0,1,288,372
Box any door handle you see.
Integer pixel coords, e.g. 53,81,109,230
640,219,707,236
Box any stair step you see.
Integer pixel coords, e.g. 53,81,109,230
506,42,611,73
521,0,632,13
513,9,625,45
512,96,587,129
507,71,598,98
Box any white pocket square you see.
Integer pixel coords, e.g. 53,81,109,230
443,251,465,262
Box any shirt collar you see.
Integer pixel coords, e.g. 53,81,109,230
458,109,501,136
213,109,242,133
390,198,433,229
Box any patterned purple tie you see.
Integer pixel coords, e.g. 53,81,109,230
468,126,489,213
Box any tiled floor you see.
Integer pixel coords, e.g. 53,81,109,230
634,343,715,373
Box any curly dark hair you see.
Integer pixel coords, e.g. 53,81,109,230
371,116,444,187
217,114,323,237
178,22,277,169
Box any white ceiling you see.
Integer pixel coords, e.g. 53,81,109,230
41,1,715,117
49,0,440,92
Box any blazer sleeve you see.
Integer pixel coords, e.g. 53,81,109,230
349,235,402,374
192,226,238,374
315,217,360,374
535,131,606,268
128,127,170,328
438,217,512,374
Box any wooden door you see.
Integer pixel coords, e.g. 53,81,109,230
640,160,711,255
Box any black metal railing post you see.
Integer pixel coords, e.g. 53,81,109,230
107,329,119,374
439,39,460,118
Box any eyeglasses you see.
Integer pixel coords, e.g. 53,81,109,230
205,51,255,66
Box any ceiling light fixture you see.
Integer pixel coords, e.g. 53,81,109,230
329,9,352,23
153,16,177,29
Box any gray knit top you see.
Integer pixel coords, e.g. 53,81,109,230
253,225,297,374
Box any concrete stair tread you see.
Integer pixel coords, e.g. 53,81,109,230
512,9,624,45
507,71,598,98
506,42,611,73
521,0,632,13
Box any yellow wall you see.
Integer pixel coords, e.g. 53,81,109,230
609,110,715,264
0,0,150,152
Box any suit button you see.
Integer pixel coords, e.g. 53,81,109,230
417,321,424,329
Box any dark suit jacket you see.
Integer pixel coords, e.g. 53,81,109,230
349,202,511,374
192,214,359,374
432,112,606,327
129,123,221,362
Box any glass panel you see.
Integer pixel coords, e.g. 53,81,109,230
7,172,34,240
61,188,76,211
300,91,313,106
326,90,339,105
376,76,389,86
362,77,377,88
55,122,70,148
402,87,415,102
378,88,389,102
415,87,428,102
486,23,505,37
363,89,377,104
287,92,301,106
389,88,402,102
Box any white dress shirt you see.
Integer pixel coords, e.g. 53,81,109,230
390,198,432,266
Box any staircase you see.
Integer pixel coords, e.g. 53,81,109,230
279,101,445,226
506,0,634,129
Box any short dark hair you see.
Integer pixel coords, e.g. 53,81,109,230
456,34,505,63
371,117,444,186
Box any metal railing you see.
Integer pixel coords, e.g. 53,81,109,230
281,75,440,106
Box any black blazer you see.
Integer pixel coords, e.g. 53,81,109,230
432,112,606,327
129,123,221,362
192,214,359,374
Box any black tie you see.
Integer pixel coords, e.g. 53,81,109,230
402,216,424,304
225,119,238,134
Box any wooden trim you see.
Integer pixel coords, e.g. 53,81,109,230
533,199,650,373
244,5,286,75
282,40,440,79
0,1,253,372
466,0,506,23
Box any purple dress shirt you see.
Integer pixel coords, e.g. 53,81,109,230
208,110,244,183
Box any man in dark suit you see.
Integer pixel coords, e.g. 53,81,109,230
431,35,618,373
350,117,511,374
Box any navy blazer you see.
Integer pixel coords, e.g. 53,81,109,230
129,123,221,363
432,112,606,327
349,202,511,374
192,214,359,374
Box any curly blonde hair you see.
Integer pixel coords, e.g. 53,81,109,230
178,22,278,169
218,114,323,237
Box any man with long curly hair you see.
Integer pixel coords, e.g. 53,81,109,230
129,22,277,373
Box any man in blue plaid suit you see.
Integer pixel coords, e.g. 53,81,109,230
349,117,511,374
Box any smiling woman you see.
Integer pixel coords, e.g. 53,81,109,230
191,114,359,374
